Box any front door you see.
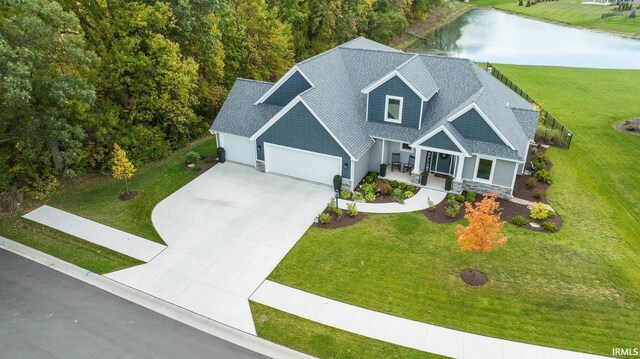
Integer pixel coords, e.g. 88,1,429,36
435,153,453,175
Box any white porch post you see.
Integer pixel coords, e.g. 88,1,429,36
455,155,464,181
412,148,422,175
380,139,386,164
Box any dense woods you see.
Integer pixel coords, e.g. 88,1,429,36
0,0,442,200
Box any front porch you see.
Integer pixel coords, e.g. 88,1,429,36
380,170,448,192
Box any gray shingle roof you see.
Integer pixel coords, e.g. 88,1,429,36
211,37,537,162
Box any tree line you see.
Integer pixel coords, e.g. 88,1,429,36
0,0,441,200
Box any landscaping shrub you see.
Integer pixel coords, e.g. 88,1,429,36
375,181,393,196
542,221,558,232
455,195,465,202
511,215,529,226
535,152,549,164
526,177,538,189
340,190,352,199
192,164,202,171
427,197,436,212
535,169,553,184
466,191,476,203
327,198,337,212
353,192,364,201
630,9,637,18
407,185,415,192
392,188,405,203
318,213,330,224
390,180,399,188
532,157,546,171
186,151,201,164
547,210,557,218
533,188,544,199
525,0,531,7
518,0,523,5
335,208,343,220
361,183,374,194
445,194,462,218
365,192,376,202
530,202,549,219
398,182,407,190
404,191,414,199
346,202,358,217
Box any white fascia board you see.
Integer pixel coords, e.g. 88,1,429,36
446,102,516,150
361,70,428,102
249,96,302,140
254,66,314,105
299,98,356,160
410,125,469,157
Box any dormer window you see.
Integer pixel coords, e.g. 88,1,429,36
384,95,403,124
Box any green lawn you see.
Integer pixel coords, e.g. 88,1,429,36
470,0,640,36
251,302,444,359
261,66,640,356
0,136,216,273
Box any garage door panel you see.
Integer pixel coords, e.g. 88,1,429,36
265,143,340,185
220,133,254,165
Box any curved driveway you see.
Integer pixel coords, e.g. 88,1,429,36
106,163,331,334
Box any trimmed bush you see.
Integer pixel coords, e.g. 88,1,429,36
542,221,558,232
390,180,399,188
535,169,553,184
511,215,529,226
347,202,358,217
466,192,476,203
530,202,549,219
361,183,374,194
353,192,364,201
407,185,415,192
327,197,337,212
375,181,393,195
404,191,414,198
455,195,465,202
526,177,538,189
392,188,405,203
365,192,376,202
186,151,201,164
340,190,352,199
318,213,330,224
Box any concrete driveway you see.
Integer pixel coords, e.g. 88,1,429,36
106,163,330,334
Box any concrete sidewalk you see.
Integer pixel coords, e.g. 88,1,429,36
251,280,610,359
23,206,166,262
338,187,447,213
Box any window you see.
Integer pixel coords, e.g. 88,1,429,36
475,157,494,182
400,143,413,153
384,95,403,123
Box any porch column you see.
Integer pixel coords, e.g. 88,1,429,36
412,148,422,175
455,155,464,181
380,139,386,164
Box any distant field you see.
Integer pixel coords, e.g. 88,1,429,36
470,0,640,36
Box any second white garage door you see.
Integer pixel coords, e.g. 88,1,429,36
219,133,254,165
264,143,341,185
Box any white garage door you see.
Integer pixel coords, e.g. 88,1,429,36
264,143,341,185
219,133,254,165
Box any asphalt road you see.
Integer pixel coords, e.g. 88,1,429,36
0,249,267,359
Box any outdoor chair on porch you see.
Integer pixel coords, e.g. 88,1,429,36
391,153,402,172
403,155,415,173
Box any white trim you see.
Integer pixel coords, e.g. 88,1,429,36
384,95,403,124
399,142,413,153
380,139,386,164
410,125,469,157
365,93,370,122
473,156,496,183
350,158,355,191
250,96,355,159
510,162,519,196
263,142,342,177
445,102,516,150
418,100,424,130
254,66,314,105
361,71,428,101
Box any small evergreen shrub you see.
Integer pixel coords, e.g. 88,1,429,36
335,208,343,220
541,221,558,232
535,169,553,184
526,177,538,189
530,202,549,219
327,197,337,212
511,215,529,226
186,151,201,164
398,182,407,190
347,202,358,217
445,194,462,218
319,213,330,224
390,180,399,188
392,188,405,203
466,192,476,203
407,185,415,192
427,197,436,212
518,0,523,5
547,210,557,218
455,195,465,202
341,190,351,199
526,0,531,7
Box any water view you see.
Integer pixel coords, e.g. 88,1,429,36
407,8,640,69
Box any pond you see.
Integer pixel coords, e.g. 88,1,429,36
406,9,640,69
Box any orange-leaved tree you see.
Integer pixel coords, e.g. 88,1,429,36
112,143,136,195
455,190,507,277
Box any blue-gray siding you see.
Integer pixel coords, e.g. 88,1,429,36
256,102,351,178
263,71,312,106
451,109,505,145
367,76,422,129
421,131,460,153
494,159,516,187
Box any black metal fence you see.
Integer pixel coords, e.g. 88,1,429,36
486,62,573,148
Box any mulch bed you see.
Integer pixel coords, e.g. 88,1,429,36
314,210,366,229
184,156,218,174
460,269,488,286
512,145,552,203
615,117,640,136
424,192,563,233
119,191,138,201
351,175,420,204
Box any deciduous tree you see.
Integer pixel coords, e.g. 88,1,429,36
111,143,136,195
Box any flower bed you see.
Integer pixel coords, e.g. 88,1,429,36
512,145,553,203
342,172,419,204
314,199,365,229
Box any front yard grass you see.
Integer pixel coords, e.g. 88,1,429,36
470,0,640,36
0,136,216,273
260,66,640,356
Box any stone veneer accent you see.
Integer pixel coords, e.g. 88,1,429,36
452,180,463,193
256,160,265,172
341,178,352,190
462,179,511,199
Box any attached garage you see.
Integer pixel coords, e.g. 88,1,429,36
264,143,341,185
219,133,255,166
